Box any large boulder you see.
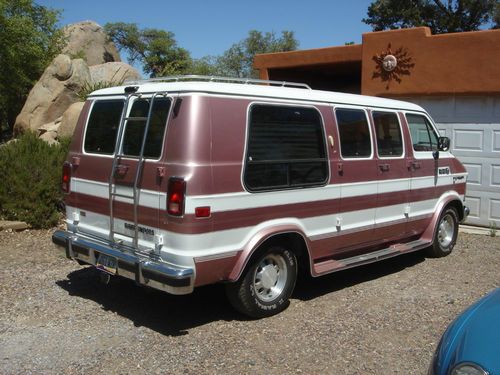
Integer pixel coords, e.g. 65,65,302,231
90,62,141,85
14,54,91,135
58,102,85,139
62,21,120,66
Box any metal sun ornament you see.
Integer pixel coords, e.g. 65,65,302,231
372,43,415,89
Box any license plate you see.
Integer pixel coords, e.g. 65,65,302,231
96,253,117,275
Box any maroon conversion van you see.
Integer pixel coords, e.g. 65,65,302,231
53,76,469,318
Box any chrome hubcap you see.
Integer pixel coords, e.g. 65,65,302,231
253,253,287,302
438,214,454,248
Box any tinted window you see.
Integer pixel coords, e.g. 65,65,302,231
122,98,171,158
373,111,403,157
84,100,124,154
336,109,372,158
406,114,439,151
244,105,328,191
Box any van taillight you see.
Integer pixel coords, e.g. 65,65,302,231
62,162,71,193
167,177,186,216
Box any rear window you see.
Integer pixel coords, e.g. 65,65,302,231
84,97,171,158
84,100,123,155
122,98,171,159
244,104,328,191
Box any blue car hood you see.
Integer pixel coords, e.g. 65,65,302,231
436,288,500,373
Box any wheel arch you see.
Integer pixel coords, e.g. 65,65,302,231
228,225,312,282
421,192,464,244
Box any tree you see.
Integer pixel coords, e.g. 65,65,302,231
0,0,63,140
214,30,298,78
190,56,219,76
363,0,498,34
104,25,298,79
493,1,500,28
104,22,191,77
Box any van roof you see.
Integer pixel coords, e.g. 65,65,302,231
89,76,425,112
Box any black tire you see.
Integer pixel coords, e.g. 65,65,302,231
225,246,297,319
426,206,459,258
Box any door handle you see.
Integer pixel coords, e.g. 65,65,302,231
379,163,390,172
407,161,421,171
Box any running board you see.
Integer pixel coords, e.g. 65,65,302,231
313,239,430,276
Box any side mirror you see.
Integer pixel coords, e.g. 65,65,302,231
438,136,450,152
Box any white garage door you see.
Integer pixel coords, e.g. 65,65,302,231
401,96,500,228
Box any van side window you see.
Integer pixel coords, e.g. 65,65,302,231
244,105,328,191
122,98,171,158
84,100,124,154
406,114,439,152
373,111,403,157
336,109,372,158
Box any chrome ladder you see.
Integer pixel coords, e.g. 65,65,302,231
108,92,166,248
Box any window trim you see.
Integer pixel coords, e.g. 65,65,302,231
371,109,405,160
82,95,173,161
242,101,330,193
333,106,374,161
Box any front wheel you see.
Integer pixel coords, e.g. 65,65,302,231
426,206,459,257
225,246,297,319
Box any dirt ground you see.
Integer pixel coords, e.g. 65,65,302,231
0,229,498,375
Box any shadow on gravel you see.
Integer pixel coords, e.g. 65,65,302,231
56,267,244,337
294,251,426,301
56,251,426,335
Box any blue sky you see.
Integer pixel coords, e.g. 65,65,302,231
37,0,373,59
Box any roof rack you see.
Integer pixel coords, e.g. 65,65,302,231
124,75,312,90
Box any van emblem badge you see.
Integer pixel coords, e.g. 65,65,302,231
372,43,415,89
124,222,155,236
438,167,450,176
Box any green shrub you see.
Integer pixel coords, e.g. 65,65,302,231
77,69,127,101
0,132,70,228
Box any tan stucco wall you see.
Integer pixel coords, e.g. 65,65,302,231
254,44,362,71
362,27,500,96
254,27,500,97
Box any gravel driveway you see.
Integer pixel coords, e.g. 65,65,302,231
0,229,498,374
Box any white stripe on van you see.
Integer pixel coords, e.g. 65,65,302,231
66,194,447,260
72,173,466,215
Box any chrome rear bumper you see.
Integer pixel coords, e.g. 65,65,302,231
52,230,194,295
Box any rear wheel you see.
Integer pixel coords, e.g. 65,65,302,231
426,207,459,257
226,246,297,319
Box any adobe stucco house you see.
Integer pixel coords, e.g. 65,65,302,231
254,27,500,228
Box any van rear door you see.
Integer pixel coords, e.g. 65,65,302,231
108,95,171,250
72,95,171,251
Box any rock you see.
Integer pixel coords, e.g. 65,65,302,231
38,117,62,135
90,62,141,85
14,55,91,135
62,20,120,66
39,131,58,145
0,220,29,231
53,54,73,80
58,102,85,139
